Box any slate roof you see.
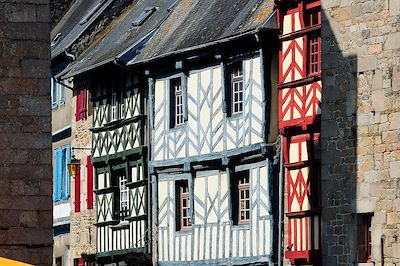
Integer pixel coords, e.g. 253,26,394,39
130,0,276,65
62,0,177,78
51,0,113,59
61,0,276,78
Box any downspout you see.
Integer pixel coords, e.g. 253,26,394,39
278,135,285,266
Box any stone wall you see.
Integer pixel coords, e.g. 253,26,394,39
0,1,52,265
321,0,400,265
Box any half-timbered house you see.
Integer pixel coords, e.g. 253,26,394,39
275,0,322,265
127,0,280,264
60,0,177,264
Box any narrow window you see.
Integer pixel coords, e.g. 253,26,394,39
308,34,320,75
232,170,250,225
231,63,244,115
357,214,373,263
238,173,250,224
170,78,184,127
306,7,321,27
176,180,191,230
52,78,58,108
110,91,118,122
119,173,129,220
59,81,65,105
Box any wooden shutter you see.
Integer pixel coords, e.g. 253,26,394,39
74,159,81,213
75,84,87,121
62,145,71,200
54,148,62,201
86,156,94,209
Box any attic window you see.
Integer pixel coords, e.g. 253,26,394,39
132,7,157,26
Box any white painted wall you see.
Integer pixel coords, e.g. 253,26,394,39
152,56,265,162
157,161,272,264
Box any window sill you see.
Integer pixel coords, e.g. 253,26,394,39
356,263,374,266
176,228,192,235
169,124,186,132
227,112,243,120
110,221,130,230
231,223,250,230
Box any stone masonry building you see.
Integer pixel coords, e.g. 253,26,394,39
0,0,52,265
321,0,400,265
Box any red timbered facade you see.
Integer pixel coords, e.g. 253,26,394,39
276,0,322,264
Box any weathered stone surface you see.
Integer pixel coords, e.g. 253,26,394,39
0,0,52,265
322,0,400,265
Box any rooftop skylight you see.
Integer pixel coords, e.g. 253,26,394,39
132,7,157,26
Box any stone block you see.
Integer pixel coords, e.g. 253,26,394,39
389,112,400,130
357,55,378,73
355,198,376,213
389,0,400,16
385,32,400,50
389,161,400,178
372,89,385,112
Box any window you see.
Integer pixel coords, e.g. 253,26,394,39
51,78,65,108
109,87,124,122
170,77,184,128
308,34,320,75
76,83,87,121
119,173,129,220
132,7,157,26
356,214,373,263
54,145,71,202
232,170,250,225
176,180,191,230
55,257,62,266
230,62,244,115
238,173,250,224
305,6,321,27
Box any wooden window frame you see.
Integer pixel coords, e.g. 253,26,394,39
176,180,191,231
308,33,321,76
231,62,244,115
119,173,129,220
238,173,250,224
170,77,184,128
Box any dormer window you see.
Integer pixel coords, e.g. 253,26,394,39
132,7,157,26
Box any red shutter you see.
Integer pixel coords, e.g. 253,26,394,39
74,160,81,213
87,155,94,209
75,83,87,121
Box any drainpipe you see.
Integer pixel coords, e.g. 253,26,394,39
381,235,385,266
278,135,285,266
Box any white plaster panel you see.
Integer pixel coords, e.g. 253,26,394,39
53,202,70,219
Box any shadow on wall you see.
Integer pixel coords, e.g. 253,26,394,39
321,8,360,266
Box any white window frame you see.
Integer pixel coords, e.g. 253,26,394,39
119,174,129,220
231,63,244,115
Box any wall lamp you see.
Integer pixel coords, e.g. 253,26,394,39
67,147,91,178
